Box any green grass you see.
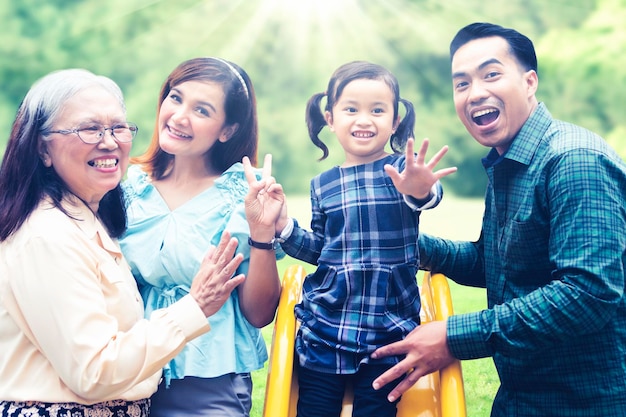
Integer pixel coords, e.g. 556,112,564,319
249,195,499,417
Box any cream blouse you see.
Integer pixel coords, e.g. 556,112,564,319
0,196,210,404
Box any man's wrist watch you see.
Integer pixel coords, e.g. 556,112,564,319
248,236,282,250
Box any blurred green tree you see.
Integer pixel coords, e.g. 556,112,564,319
1,0,623,197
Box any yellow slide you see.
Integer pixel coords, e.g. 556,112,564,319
263,265,467,417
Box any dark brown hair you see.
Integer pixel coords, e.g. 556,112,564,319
306,61,415,160
132,57,258,179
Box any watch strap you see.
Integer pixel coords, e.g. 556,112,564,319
248,236,277,250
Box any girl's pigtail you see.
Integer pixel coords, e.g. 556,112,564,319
391,98,416,154
305,92,330,161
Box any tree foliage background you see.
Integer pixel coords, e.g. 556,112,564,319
1,0,624,197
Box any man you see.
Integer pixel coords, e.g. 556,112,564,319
372,22,626,416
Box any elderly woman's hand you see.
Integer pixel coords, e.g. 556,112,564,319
189,231,245,317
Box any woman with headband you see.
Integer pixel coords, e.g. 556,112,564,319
119,57,284,417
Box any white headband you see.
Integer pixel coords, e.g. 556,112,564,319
214,57,249,99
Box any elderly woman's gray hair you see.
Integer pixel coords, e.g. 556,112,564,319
23,69,126,137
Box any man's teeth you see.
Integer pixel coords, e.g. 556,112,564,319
473,108,497,118
90,159,117,168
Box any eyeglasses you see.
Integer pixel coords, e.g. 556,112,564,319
47,122,138,144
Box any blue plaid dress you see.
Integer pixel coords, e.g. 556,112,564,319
282,154,443,374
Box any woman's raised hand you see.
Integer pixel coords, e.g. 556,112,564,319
242,154,285,231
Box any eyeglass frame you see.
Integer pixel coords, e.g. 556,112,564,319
45,122,139,144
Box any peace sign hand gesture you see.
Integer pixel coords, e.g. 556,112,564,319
242,154,285,232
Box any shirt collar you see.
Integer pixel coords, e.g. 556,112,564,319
502,102,552,166
56,194,122,255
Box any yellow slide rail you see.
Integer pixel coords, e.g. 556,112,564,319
263,265,467,417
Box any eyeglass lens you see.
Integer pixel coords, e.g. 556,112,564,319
79,124,137,143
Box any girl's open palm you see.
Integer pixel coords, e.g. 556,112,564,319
384,138,457,199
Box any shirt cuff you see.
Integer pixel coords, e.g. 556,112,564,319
404,183,440,211
166,294,211,341
279,218,295,240
446,311,493,360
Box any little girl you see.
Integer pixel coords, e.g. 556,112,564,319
274,61,457,417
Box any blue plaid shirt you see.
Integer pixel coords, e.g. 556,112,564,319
282,154,443,374
420,103,626,416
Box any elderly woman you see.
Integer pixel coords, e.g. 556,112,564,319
0,69,247,416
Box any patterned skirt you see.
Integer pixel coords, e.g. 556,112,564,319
0,398,150,417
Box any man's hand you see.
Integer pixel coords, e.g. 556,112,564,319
371,321,456,402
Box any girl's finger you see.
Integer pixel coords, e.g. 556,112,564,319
405,138,415,165
434,166,458,179
425,145,450,168
415,138,430,165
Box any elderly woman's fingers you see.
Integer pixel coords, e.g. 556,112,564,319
190,231,245,317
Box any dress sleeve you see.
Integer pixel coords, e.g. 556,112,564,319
404,182,443,211
279,182,325,265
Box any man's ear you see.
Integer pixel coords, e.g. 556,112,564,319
324,111,335,132
219,124,239,143
525,69,539,98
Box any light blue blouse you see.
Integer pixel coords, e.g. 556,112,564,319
120,163,277,386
